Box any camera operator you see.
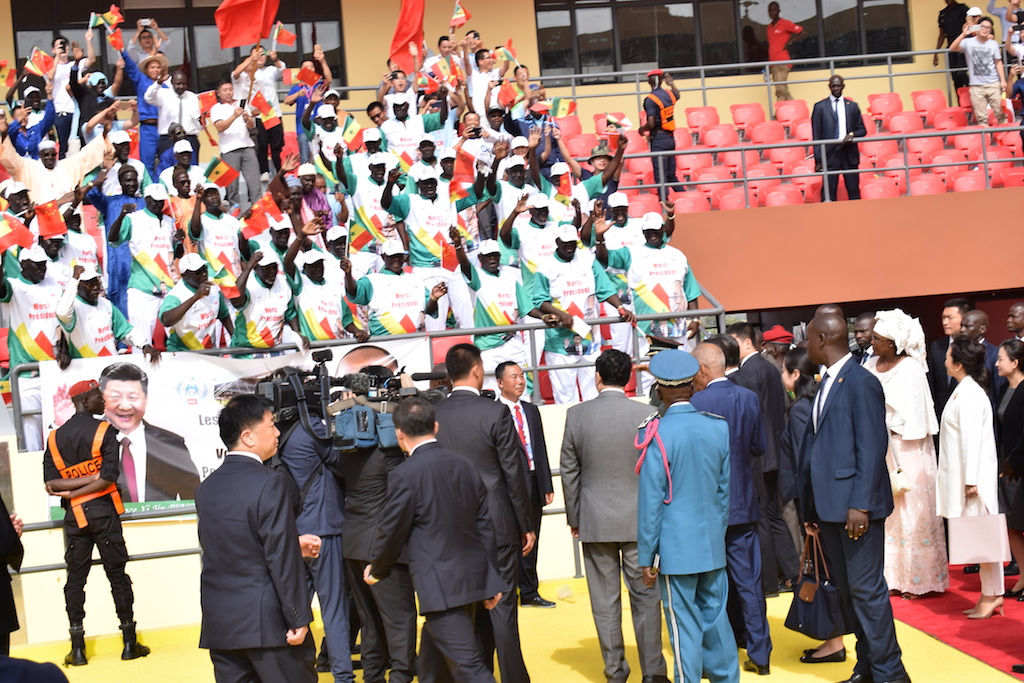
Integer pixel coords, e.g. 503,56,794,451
334,366,417,683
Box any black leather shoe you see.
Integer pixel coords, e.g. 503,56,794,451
521,596,555,608
837,673,874,683
641,676,672,683
963,564,980,574
801,648,847,663
877,677,911,683
1012,664,1024,674
1006,560,1020,576
743,659,770,675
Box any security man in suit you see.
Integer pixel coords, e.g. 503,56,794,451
689,343,771,676
0,493,24,655
811,75,867,201
637,350,739,683
434,343,534,683
799,313,909,683
365,396,506,683
495,361,555,609
561,349,670,683
43,379,150,667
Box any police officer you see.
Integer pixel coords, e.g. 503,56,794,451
42,379,150,667
636,350,739,683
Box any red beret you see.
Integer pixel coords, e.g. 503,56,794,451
763,324,794,344
647,69,664,78
69,379,100,398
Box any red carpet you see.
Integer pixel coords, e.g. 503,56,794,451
889,565,1024,678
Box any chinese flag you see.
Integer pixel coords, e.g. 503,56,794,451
34,200,67,238
0,216,34,251
295,66,320,87
453,148,475,184
106,28,124,52
241,211,269,240
197,90,217,115
389,0,424,77
497,81,520,109
440,240,459,272
214,0,280,50
249,90,272,117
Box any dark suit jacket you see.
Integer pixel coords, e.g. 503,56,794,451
999,384,1024,475
520,401,553,496
434,389,534,545
369,442,505,615
0,495,22,635
798,358,892,524
335,446,407,563
196,455,312,650
0,656,68,682
811,96,867,169
779,397,812,505
690,378,765,526
731,353,786,473
118,422,201,502
983,340,1008,407
928,337,956,421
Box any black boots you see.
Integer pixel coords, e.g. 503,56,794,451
119,621,151,660
64,625,87,666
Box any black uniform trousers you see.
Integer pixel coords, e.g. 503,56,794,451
63,501,134,625
649,130,681,195
421,603,496,683
342,558,417,683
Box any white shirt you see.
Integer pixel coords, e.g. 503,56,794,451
450,385,481,395
233,65,283,117
408,438,438,457
814,352,853,431
144,82,202,136
52,61,75,115
115,425,149,503
499,395,534,471
211,101,255,153
832,96,847,139
707,377,730,387
226,449,263,463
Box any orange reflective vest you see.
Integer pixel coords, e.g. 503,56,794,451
645,90,678,132
47,422,124,529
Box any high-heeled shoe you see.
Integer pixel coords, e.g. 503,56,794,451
1005,587,1024,598
963,599,981,615
967,597,1004,619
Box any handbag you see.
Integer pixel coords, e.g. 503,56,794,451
948,498,1012,565
784,533,846,641
887,436,911,497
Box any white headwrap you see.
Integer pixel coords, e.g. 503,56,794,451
873,308,928,371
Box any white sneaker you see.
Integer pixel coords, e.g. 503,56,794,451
260,172,270,182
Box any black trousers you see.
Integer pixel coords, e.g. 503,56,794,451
342,558,416,683
255,119,285,175
474,544,529,682
209,631,317,683
63,505,134,625
517,472,544,601
649,130,681,197
420,603,496,683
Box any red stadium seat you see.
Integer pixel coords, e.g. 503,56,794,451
878,156,910,194
887,112,924,136
626,157,656,190
0,327,8,371
786,160,822,201
623,130,647,154
744,164,782,205
767,145,808,171
593,112,627,134
627,194,663,217
673,194,711,213
775,100,810,129
861,179,900,199
702,124,740,149
764,185,806,206
957,87,974,120
999,168,1024,187
673,127,694,149
730,103,766,138
717,188,751,210
867,93,904,129
685,107,721,141
791,119,813,142
617,171,640,196
911,90,947,125
928,152,968,183
677,147,714,179
431,336,473,364
555,115,583,138
565,136,595,160
951,128,985,158
721,149,760,176
908,175,947,195
860,139,899,166
696,168,735,208
952,170,989,193
933,107,969,131
905,136,944,165
749,121,786,145
979,146,1014,182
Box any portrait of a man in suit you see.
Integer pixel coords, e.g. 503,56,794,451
99,362,201,502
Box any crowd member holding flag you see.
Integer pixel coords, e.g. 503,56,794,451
107,182,181,346
101,130,150,196
335,151,396,277
144,70,202,158
37,231,72,289
158,253,234,351
210,79,260,211
343,238,443,336
4,85,56,159
47,35,77,159
189,182,242,285
282,46,333,164
379,86,448,163
528,128,625,221
533,224,635,404
300,87,345,166
639,69,682,196
231,249,308,352
232,46,285,182
86,164,142,315
120,51,168,176
0,123,109,205
467,49,500,116
505,100,563,178
0,244,63,450
56,264,157,362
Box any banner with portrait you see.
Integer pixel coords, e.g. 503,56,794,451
38,338,432,518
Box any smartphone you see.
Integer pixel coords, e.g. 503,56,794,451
239,98,247,109
140,18,151,26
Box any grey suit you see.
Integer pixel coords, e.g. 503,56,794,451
560,390,667,683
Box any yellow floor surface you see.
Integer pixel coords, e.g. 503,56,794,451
12,578,1016,682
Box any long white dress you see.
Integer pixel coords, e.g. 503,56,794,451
867,356,949,595
937,375,1000,518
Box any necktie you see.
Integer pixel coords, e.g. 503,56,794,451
178,95,184,130
121,437,139,502
814,372,829,432
834,98,842,139
514,404,534,471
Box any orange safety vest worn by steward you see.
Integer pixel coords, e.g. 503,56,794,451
644,89,678,132
47,421,124,529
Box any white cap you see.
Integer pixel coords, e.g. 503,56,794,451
179,252,208,272
641,212,664,232
439,148,457,160
257,251,279,266
42,231,66,242
173,140,193,154
510,136,529,149
967,6,982,15
478,239,500,255
367,152,392,167
505,156,525,169
526,193,549,209
37,139,56,151
201,181,224,194
2,181,27,198
419,134,436,146
409,163,439,183
297,163,318,177
324,89,340,100
607,192,629,208
77,264,101,281
363,128,382,142
325,225,347,242
22,86,40,96
380,239,408,256
108,130,131,145
18,244,47,263
316,104,337,119
555,224,579,243
390,91,416,107
143,183,169,200
297,249,326,267
550,161,570,176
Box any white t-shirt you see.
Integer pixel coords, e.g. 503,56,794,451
233,65,283,117
211,101,255,153
52,61,75,115
196,212,242,278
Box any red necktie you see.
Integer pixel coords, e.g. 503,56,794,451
514,404,534,471
121,438,139,502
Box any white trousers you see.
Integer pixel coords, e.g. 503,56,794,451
545,349,599,404
127,288,162,347
414,266,473,332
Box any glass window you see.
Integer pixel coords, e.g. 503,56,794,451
699,1,738,68
822,0,860,57
538,10,575,80
617,3,694,73
575,7,614,79
863,0,911,54
194,25,236,92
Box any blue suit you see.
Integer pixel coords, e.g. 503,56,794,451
797,356,906,682
690,378,771,668
120,51,160,176
638,402,739,683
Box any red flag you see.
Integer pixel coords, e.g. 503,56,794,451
450,0,471,28
295,66,320,87
498,81,520,109
0,215,34,252
389,0,424,77
25,48,54,77
197,90,217,115
241,211,269,240
214,0,280,50
34,200,67,238
251,192,283,220
127,128,140,159
504,38,517,59
453,148,475,184
249,90,272,117
440,240,459,272
106,28,124,52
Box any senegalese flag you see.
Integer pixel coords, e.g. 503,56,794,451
296,66,321,87
135,251,176,288
204,156,240,187
89,12,104,27
339,115,363,150
100,4,123,27
391,150,415,173
204,250,241,299
553,173,572,206
430,59,452,85
0,215,34,252
313,155,338,189
352,205,387,245
0,61,16,88
34,200,67,238
25,48,54,77
495,47,517,64
107,28,124,52
197,90,217,115
270,21,296,47
497,80,521,109
449,181,470,204
550,98,577,118
449,0,472,28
